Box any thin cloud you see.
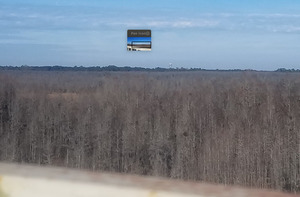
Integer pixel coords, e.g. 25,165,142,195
146,20,219,28
1,4,300,34
272,26,300,33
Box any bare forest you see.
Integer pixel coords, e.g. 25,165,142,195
0,70,299,193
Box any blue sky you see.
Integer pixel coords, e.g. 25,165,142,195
0,0,300,70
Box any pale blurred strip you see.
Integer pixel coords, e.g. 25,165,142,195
0,162,297,197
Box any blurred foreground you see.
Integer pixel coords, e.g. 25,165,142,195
0,162,298,197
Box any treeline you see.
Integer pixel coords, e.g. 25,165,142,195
1,65,299,72
0,71,300,193
0,65,204,72
276,68,300,72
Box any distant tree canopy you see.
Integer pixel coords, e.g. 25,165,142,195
0,65,198,72
0,65,299,72
275,68,300,72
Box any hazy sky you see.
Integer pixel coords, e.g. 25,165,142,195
0,0,300,70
